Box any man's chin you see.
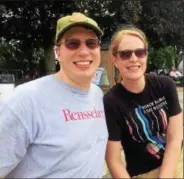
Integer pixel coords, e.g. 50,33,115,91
76,75,94,83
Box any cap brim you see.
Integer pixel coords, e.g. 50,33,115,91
56,22,103,43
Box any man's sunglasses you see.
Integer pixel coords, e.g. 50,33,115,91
58,38,101,50
116,48,147,60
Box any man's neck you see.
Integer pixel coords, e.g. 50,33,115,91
55,71,91,90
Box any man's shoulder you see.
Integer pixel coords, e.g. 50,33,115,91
18,74,53,90
3,75,53,103
91,83,104,96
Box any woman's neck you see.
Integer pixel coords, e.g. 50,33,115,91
121,76,146,94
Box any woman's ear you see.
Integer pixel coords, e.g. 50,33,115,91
110,51,116,63
111,53,119,69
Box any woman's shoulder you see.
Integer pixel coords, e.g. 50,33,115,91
146,74,175,88
103,83,123,105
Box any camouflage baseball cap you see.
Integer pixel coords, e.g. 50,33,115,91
55,12,103,43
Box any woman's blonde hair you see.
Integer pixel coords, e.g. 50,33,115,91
111,25,148,56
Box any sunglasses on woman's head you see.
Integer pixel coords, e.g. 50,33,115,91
58,38,101,50
116,48,147,60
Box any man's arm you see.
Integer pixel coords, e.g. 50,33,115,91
105,141,131,178
0,102,30,177
158,112,183,178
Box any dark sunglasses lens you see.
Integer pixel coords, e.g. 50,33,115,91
119,50,133,60
86,39,100,49
65,39,80,50
135,49,147,58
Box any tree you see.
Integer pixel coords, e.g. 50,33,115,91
74,0,142,40
74,0,184,50
0,38,44,70
148,46,179,72
0,0,75,74
0,0,183,74
73,0,116,40
140,0,184,49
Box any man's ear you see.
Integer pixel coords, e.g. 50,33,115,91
55,46,60,61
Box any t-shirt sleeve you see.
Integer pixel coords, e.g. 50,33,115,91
0,86,35,177
103,96,122,141
164,77,182,117
0,103,30,177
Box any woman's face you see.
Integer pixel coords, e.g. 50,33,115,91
113,34,147,82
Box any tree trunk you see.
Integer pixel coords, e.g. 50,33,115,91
39,58,46,76
44,45,56,74
37,4,56,75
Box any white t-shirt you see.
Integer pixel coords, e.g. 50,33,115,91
169,71,178,78
175,71,182,77
0,75,108,178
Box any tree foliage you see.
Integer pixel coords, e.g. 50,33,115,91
0,38,44,70
0,0,183,73
148,46,179,71
0,0,75,45
140,0,184,49
0,0,75,74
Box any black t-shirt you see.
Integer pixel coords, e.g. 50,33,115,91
103,74,182,177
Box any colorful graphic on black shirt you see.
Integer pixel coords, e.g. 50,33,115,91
125,97,168,159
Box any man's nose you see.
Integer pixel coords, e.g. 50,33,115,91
78,43,90,55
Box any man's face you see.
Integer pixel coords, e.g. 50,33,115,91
55,27,101,85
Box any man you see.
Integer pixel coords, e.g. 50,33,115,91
169,66,184,85
169,67,183,78
0,12,108,178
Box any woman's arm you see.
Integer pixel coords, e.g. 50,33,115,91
106,140,131,178
158,112,183,178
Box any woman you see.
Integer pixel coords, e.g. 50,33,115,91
104,25,183,178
